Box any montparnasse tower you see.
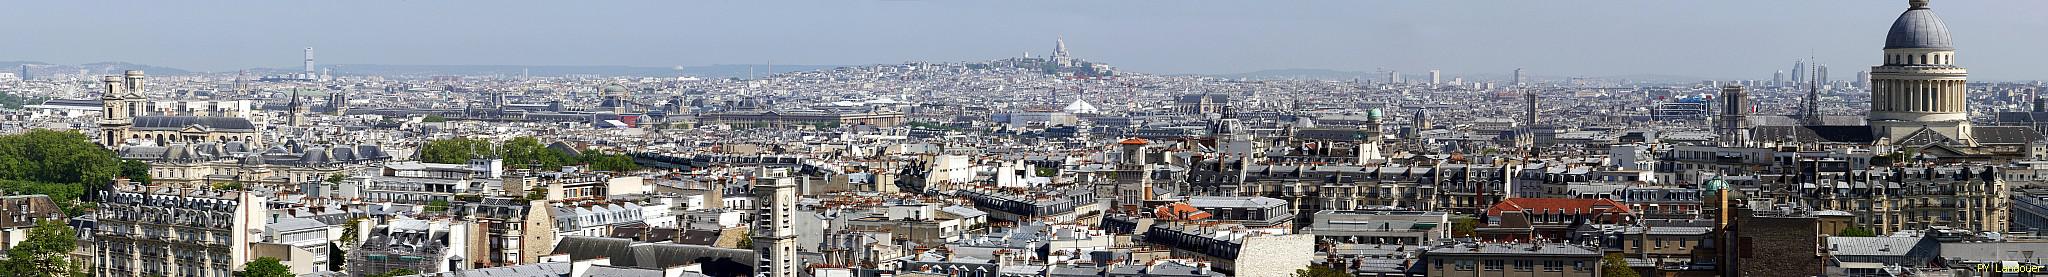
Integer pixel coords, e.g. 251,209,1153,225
1869,0,1972,144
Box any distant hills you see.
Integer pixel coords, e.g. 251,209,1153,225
0,61,194,77
1205,68,1709,84
0,61,844,79
3,60,1718,84
310,64,847,79
1201,68,1375,80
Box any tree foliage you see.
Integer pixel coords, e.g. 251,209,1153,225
327,244,347,271
212,182,244,191
236,257,293,277
421,115,448,123
339,217,365,247
525,188,548,201
2,220,84,277
1838,226,1878,237
425,200,451,212
325,173,347,185
119,159,151,185
1603,253,1640,277
420,137,642,172
0,181,89,216
1451,216,1477,238
1292,265,1350,277
582,151,639,172
0,130,121,187
419,138,495,164
503,137,571,170
0,92,45,110
367,269,418,277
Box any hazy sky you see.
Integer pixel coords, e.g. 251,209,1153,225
5,0,2045,80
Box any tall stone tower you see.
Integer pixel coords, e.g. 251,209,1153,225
288,89,309,127
1868,0,1971,144
1523,90,1539,127
1718,85,1751,147
751,169,798,277
98,71,148,147
99,76,132,147
328,90,349,116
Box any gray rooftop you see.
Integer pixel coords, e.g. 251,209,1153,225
1885,0,1954,50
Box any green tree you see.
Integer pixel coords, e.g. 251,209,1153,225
1451,216,1477,238
0,130,122,187
339,217,364,246
525,188,549,201
325,173,347,186
236,257,293,277
421,115,448,123
1603,253,1640,277
419,138,495,164
212,182,244,191
584,153,640,172
327,244,346,272
503,137,570,169
425,200,451,212
737,229,754,249
367,268,418,277
2,220,82,277
0,180,88,216
1291,265,1350,277
1838,226,1878,237
119,159,151,185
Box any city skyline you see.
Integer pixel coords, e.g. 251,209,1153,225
3,0,2046,80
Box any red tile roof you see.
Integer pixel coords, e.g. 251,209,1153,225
1486,198,1633,217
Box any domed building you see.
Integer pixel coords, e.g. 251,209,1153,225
1750,0,2040,160
1868,0,1975,145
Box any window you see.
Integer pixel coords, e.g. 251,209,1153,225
1544,260,1565,272
1514,260,1534,271
1434,259,1443,269
1484,260,1504,271
1575,261,1590,271
1455,260,1474,271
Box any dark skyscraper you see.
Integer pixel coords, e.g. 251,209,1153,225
17,64,28,81
1524,90,1539,126
1513,68,1525,86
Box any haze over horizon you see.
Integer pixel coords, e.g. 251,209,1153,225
5,0,2045,80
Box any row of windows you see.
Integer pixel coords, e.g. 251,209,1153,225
1889,52,1952,65
1438,258,1590,272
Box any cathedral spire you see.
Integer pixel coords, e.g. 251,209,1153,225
1802,59,1823,126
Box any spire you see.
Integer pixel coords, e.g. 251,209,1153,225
1803,59,1823,125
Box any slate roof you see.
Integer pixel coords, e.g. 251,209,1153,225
1885,1,1954,50
1752,125,1876,144
130,116,257,131
1974,126,2041,144
551,236,755,270
1424,243,1603,257
1827,236,1927,256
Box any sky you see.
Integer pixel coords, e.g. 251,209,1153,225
4,0,2045,80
